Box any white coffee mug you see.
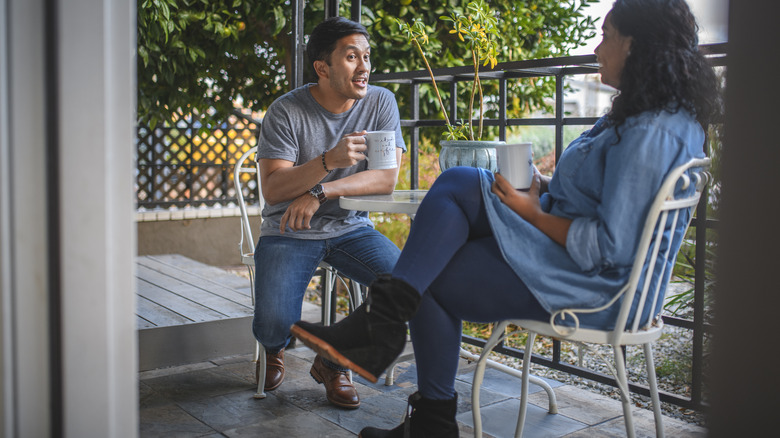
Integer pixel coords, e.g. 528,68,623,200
496,142,534,189
364,131,397,170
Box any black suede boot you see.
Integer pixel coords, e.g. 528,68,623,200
359,392,459,438
290,275,420,383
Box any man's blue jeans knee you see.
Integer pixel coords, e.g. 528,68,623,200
252,226,400,352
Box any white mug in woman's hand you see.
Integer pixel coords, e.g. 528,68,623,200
495,142,534,189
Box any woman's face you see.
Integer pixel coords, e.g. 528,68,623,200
594,12,633,89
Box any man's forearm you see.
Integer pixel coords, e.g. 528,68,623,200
321,168,398,199
260,157,331,205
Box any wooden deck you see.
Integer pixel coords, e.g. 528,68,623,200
136,254,321,371
136,254,254,329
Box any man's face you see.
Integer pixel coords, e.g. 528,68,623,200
320,34,371,101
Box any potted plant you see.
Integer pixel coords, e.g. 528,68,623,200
397,0,504,171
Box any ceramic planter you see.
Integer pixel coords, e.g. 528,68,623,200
438,140,505,173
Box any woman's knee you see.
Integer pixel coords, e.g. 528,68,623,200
437,166,480,186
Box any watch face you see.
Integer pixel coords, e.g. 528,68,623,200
309,184,326,204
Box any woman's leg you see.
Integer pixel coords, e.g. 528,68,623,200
392,167,491,294
409,236,549,400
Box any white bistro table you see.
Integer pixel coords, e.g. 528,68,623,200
339,189,428,216
339,190,559,415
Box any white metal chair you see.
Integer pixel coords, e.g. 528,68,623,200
234,146,364,399
472,157,711,438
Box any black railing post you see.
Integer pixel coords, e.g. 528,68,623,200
499,78,507,141
410,83,420,189
449,81,458,123
555,72,564,162
351,0,361,23
291,0,305,90
691,186,708,407
325,0,339,19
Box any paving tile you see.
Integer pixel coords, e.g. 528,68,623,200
526,384,624,426
223,407,354,437
140,381,172,410
353,360,418,395
142,367,252,404
330,392,409,434
458,397,587,438
139,339,705,438
563,405,707,437
457,366,563,398
140,403,217,437
178,389,296,431
453,378,511,415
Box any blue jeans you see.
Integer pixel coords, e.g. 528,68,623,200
253,225,401,353
392,167,549,400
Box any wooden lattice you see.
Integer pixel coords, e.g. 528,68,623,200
136,112,261,209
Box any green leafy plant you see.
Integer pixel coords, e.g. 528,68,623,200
397,0,500,140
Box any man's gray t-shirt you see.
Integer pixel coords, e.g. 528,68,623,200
257,83,406,239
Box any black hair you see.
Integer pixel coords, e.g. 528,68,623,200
606,0,721,130
306,17,370,81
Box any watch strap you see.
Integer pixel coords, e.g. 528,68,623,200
308,184,327,205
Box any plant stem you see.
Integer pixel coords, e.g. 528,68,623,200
477,72,484,140
469,49,478,140
412,37,455,139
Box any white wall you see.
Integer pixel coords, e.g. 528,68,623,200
0,1,138,436
573,0,729,56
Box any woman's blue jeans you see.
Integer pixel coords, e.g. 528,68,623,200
392,167,549,400
252,225,400,353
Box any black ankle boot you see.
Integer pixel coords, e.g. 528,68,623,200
359,392,459,438
290,274,420,383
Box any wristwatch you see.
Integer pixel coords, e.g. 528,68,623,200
308,183,327,205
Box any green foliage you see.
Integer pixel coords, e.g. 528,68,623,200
366,0,599,136
138,0,600,130
397,0,501,140
138,0,318,127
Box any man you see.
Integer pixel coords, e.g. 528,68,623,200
252,17,405,409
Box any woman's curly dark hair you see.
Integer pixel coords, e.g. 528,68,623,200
606,0,722,131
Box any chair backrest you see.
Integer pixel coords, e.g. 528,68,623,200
616,157,711,335
233,146,262,260
553,157,711,340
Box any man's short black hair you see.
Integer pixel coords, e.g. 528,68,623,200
306,17,370,79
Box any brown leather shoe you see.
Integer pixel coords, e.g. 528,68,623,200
257,349,284,391
310,355,360,409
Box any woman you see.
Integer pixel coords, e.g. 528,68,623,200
292,0,721,436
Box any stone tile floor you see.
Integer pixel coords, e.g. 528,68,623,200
139,342,707,437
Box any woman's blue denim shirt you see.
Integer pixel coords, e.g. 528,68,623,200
479,108,705,327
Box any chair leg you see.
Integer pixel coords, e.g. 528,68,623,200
613,345,636,438
644,343,665,438
322,268,335,326
515,332,536,438
384,348,415,386
460,348,558,414
472,321,511,438
254,342,267,399
247,265,256,307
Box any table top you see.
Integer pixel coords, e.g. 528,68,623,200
339,190,427,215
